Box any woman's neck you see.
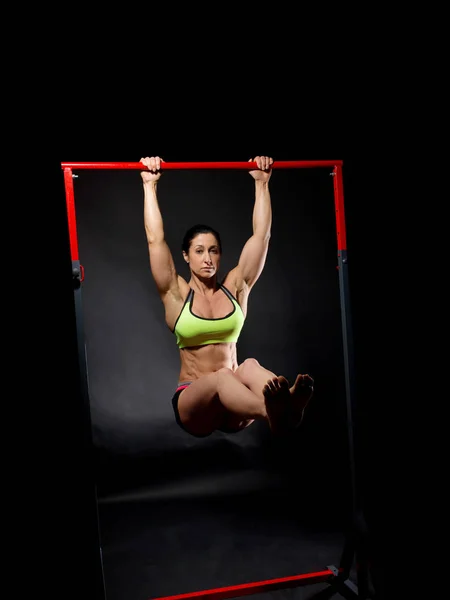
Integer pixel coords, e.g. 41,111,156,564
189,274,218,296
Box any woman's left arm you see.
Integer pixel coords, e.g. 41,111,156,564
235,156,273,290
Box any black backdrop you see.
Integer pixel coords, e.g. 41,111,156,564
73,165,350,498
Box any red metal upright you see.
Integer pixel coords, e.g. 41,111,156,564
63,167,79,262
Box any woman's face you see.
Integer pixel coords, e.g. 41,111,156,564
183,233,221,278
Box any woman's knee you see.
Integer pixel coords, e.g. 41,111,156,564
235,358,261,378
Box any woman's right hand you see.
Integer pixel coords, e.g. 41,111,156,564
140,156,163,183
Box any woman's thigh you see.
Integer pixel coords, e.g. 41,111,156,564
177,370,227,436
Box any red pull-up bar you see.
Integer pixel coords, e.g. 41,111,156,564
63,160,347,262
61,160,343,170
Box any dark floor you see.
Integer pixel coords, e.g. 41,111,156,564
97,481,368,600
93,422,381,600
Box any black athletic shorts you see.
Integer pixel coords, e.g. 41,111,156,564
171,382,243,436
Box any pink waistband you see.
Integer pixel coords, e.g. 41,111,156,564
176,383,191,392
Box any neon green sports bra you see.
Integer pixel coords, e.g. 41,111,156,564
173,284,245,349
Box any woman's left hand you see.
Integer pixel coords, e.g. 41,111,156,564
249,156,273,181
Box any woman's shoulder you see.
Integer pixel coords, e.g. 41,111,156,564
177,275,190,298
221,269,236,289
163,275,190,307
221,268,246,296
221,268,249,315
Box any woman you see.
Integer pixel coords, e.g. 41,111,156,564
140,155,314,437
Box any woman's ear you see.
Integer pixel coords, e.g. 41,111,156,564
182,251,189,264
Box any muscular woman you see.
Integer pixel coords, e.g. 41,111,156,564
140,155,314,437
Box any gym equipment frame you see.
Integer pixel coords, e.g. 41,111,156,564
61,159,374,600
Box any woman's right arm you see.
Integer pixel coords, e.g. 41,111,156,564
140,157,185,305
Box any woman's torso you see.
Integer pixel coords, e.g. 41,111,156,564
164,271,248,383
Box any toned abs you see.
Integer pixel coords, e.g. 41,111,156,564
178,342,238,383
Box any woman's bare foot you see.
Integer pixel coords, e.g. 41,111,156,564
289,374,314,428
263,374,314,434
263,376,292,435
